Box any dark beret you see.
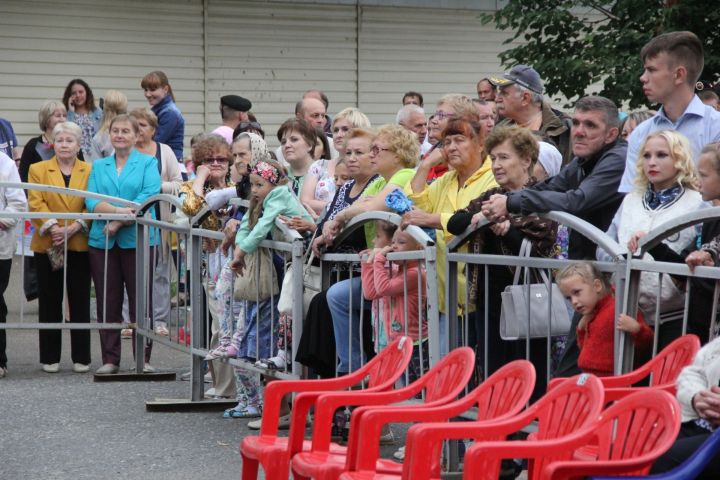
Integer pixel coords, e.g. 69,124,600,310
221,95,252,112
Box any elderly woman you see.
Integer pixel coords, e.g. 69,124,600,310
63,79,103,159
28,122,92,373
295,128,379,377
88,90,128,162
86,114,161,375
19,100,68,182
0,151,27,379
300,108,371,218
130,108,182,337
320,124,418,374
447,126,557,391
402,117,497,356
179,134,236,399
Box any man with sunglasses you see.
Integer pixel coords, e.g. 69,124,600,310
211,94,252,144
490,65,573,165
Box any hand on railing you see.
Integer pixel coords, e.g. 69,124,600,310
481,193,509,222
627,230,648,254
278,214,315,234
103,220,124,237
686,250,714,272
230,247,247,276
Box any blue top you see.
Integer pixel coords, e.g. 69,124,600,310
235,186,312,254
619,95,720,193
67,108,102,127
151,95,185,160
0,118,18,158
85,149,161,249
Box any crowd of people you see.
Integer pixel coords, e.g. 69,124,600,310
1,30,720,477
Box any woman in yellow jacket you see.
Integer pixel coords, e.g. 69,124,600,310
28,121,92,374
402,117,497,356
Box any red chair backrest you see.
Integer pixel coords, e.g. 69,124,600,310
418,346,476,403
543,389,681,479
473,360,536,421
646,334,700,386
362,336,414,389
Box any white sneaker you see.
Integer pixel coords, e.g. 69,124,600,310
42,363,60,373
96,363,119,374
73,363,90,373
143,364,156,373
154,323,170,336
393,446,405,460
0,366,7,378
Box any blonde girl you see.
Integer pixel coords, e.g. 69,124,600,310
557,262,652,377
600,130,702,348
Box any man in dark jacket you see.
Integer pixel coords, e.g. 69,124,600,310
482,95,626,260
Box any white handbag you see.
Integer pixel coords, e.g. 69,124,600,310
499,240,571,340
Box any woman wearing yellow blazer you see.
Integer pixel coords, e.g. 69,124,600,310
28,121,91,374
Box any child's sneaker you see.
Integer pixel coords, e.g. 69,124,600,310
223,404,261,419
393,446,405,460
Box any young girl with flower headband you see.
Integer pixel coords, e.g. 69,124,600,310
216,159,312,419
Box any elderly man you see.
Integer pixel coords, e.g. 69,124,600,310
482,95,626,261
211,95,252,144
490,65,573,165
396,104,428,143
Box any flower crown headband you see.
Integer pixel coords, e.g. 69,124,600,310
251,161,284,185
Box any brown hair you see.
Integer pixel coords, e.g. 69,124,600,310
191,134,233,167
700,142,720,174
375,220,397,240
62,78,96,112
640,31,704,85
276,118,317,153
141,71,176,101
129,107,158,131
109,114,139,134
484,126,539,174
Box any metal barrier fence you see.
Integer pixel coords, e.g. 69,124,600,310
4,180,720,409
0,182,307,408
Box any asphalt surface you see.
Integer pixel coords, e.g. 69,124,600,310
0,256,414,480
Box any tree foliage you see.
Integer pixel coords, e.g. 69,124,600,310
481,0,720,109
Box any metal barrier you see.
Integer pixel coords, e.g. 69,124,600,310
316,211,437,382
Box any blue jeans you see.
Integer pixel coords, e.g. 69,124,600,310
327,277,367,373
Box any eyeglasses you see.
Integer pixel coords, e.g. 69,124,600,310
205,157,229,164
370,145,391,155
433,111,455,120
236,121,262,131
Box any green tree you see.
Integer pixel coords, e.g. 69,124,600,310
481,0,720,109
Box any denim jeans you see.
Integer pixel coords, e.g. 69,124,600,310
327,277,367,373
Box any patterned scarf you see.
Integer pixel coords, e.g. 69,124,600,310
644,183,683,210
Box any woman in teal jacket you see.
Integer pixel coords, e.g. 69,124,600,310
85,114,160,375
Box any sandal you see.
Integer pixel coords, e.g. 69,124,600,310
223,404,261,419
205,344,238,360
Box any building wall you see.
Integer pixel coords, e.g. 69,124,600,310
0,0,512,154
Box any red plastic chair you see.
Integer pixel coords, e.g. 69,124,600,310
382,374,605,480
548,334,700,402
339,360,536,480
240,336,414,480
537,390,681,479
290,346,476,480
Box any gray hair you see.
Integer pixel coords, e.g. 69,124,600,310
514,84,544,106
396,104,425,125
50,121,82,143
575,95,620,129
38,100,67,132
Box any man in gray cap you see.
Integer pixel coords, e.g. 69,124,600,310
212,94,252,144
490,65,573,165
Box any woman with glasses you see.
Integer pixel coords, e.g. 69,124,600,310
130,108,182,337
424,94,477,184
320,125,419,374
179,134,236,398
86,114,161,374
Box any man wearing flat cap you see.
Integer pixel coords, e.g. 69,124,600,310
212,94,252,144
490,64,573,165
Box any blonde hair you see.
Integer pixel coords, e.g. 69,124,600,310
700,142,720,174
247,159,289,229
375,124,419,168
436,94,477,120
38,100,67,132
334,108,371,129
98,90,128,133
634,130,697,191
556,262,611,293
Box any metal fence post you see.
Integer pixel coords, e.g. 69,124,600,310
189,228,205,402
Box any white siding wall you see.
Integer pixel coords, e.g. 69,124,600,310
0,0,204,155
0,0,511,153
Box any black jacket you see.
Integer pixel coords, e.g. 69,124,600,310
506,138,627,260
